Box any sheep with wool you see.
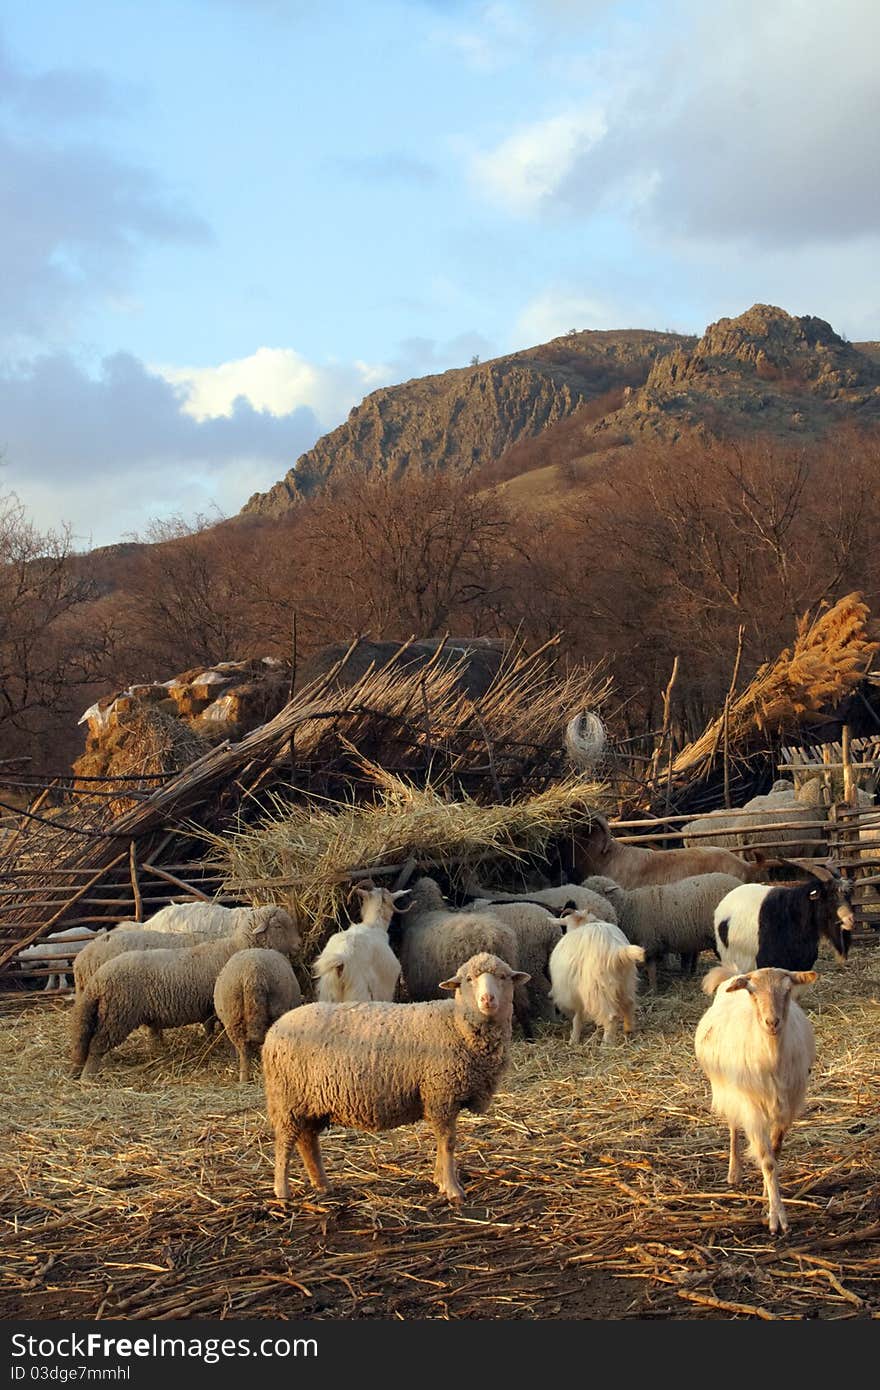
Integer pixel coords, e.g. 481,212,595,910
213,947,302,1083
462,898,562,1020
583,872,743,989
396,876,534,1038
70,906,300,1080
262,951,529,1204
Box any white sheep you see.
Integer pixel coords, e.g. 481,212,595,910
694,964,817,1234
74,923,210,995
583,872,743,990
140,901,260,937
470,883,618,924
549,910,645,1045
462,899,562,1020
213,947,302,1083
70,906,300,1080
397,877,534,1038
311,884,405,1004
16,926,99,991
262,950,529,1204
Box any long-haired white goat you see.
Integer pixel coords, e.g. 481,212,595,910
549,910,644,1045
312,884,406,1003
694,964,817,1234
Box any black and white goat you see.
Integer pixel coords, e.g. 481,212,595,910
713,861,854,974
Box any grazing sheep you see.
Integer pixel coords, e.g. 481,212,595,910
469,882,618,924
713,863,854,974
311,884,405,1004
74,923,210,995
583,872,743,990
549,910,644,1044
70,907,300,1080
568,814,758,888
462,899,562,1020
695,964,817,1234
263,951,529,1204
396,877,534,1039
139,901,260,937
17,926,99,991
213,948,302,1083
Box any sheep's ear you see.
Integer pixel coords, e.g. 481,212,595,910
789,970,818,987
726,975,753,994
438,976,460,993
511,971,531,985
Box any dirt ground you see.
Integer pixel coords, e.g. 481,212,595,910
2,944,879,1322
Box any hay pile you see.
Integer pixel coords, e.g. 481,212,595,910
2,946,878,1320
672,592,879,784
208,763,607,956
73,707,211,813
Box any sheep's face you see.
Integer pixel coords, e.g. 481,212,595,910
440,952,530,1022
251,906,301,958
726,967,817,1037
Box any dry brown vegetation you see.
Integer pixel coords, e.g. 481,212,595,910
4,423,880,775
2,944,878,1320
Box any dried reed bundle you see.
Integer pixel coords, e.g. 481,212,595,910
206,762,607,954
673,592,879,782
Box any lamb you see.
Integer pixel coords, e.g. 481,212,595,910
74,923,211,995
583,872,743,990
694,964,817,1234
468,882,618,924
568,813,758,888
262,951,529,1204
713,863,854,974
213,948,302,1083
396,877,534,1038
311,884,405,1004
461,899,562,1020
16,926,99,991
70,906,300,1080
138,901,261,938
548,910,645,1045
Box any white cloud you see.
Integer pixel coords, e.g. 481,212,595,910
157,347,386,427
514,288,623,343
468,0,880,248
470,108,607,214
430,2,531,73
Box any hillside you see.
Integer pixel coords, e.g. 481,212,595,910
241,306,880,518
241,329,693,517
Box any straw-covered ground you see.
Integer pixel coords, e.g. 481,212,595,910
2,945,878,1322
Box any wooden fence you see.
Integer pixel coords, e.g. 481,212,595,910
3,779,879,999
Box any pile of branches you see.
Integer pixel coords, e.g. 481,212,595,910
0,635,608,966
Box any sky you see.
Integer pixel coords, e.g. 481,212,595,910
0,0,878,547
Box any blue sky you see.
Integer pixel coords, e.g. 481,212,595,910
1,0,878,545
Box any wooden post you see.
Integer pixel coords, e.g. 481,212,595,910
822,745,833,809
842,724,856,807
649,656,680,795
722,625,745,809
129,840,143,922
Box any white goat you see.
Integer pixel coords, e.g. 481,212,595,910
694,964,817,1234
549,910,645,1045
311,884,406,1003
